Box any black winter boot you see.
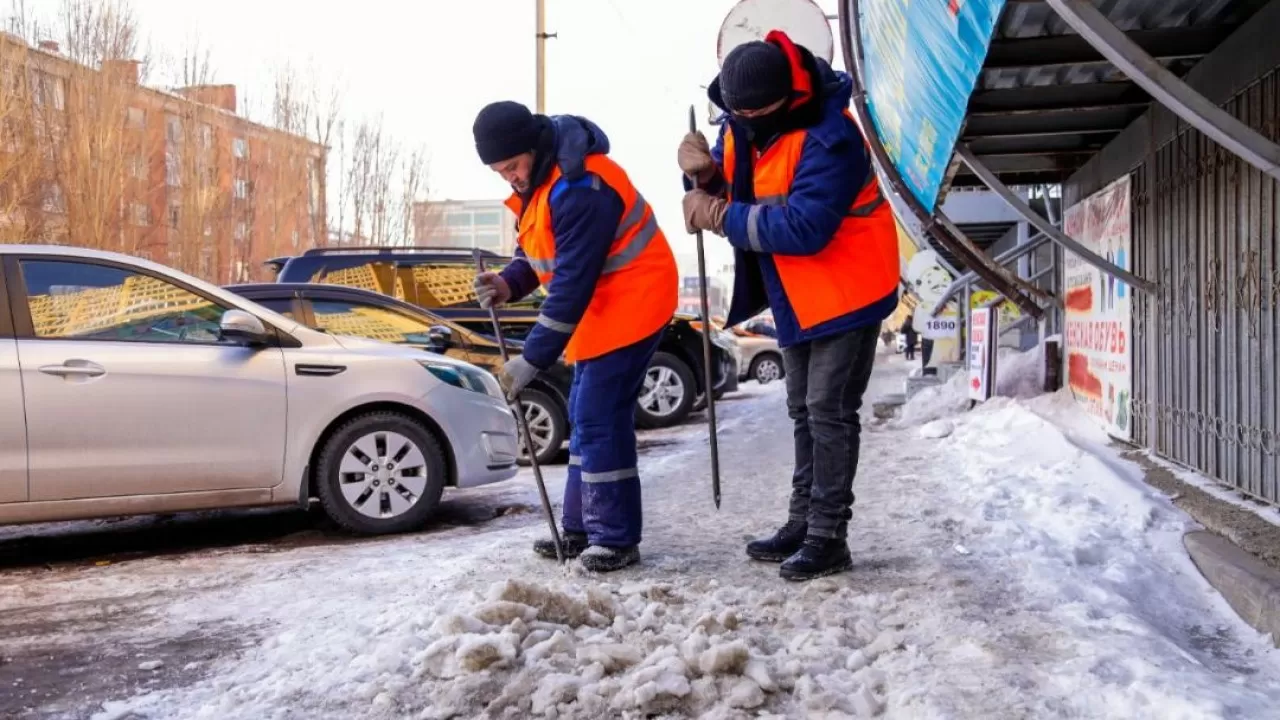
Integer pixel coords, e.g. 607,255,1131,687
779,537,853,581
533,531,589,560
746,520,808,562
579,544,640,572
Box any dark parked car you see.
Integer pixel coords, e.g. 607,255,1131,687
265,247,738,429
227,282,573,466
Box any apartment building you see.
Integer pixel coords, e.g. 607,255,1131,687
0,33,326,283
413,199,517,255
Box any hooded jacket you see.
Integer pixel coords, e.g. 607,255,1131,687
694,52,898,347
499,115,629,369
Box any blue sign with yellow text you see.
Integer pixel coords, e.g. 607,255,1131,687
858,0,1006,211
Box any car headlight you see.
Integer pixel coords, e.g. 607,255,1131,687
419,361,504,399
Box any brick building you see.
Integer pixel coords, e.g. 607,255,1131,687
0,33,326,283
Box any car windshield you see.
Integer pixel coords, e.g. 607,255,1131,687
303,258,545,309
309,298,445,345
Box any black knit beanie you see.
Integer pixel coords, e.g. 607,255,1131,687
473,101,542,164
719,41,793,112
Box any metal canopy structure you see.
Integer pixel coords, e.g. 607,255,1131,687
953,0,1274,189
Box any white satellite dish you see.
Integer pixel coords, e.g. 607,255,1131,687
716,0,834,68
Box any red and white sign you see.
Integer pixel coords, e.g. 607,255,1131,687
1062,175,1133,440
968,306,998,402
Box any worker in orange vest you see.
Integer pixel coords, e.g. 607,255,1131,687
472,101,678,572
680,32,899,581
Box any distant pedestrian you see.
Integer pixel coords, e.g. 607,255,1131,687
901,317,917,360
679,31,898,581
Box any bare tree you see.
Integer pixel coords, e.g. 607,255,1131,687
55,0,152,81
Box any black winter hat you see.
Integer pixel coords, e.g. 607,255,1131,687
719,41,793,112
473,101,541,164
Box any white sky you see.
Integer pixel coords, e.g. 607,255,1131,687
26,0,843,277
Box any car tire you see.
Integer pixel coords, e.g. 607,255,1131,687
314,412,448,535
636,352,697,429
750,352,785,385
517,388,568,466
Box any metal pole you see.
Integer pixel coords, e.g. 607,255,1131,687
1044,0,1280,181
473,249,564,562
688,105,722,510
534,0,552,114
954,144,1155,293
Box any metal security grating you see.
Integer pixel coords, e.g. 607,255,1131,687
1129,68,1280,503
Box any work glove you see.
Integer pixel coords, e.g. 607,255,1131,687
683,189,728,236
499,355,539,402
473,272,511,309
678,132,716,185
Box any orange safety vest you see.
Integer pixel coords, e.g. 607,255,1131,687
505,154,678,363
722,119,900,330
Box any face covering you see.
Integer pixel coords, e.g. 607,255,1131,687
735,109,788,147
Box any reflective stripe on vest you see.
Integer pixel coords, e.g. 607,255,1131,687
721,119,899,330
517,194,660,277
507,154,678,363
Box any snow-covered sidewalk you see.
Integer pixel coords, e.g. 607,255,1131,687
7,353,1280,719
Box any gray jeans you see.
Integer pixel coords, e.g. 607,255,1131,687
783,324,879,539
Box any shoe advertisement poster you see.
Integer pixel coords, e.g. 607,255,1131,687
1062,175,1133,441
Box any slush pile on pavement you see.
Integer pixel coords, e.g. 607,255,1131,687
412,577,906,719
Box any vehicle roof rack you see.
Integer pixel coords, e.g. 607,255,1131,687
300,246,504,257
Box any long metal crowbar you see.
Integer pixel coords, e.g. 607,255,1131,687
687,105,723,510
473,249,564,562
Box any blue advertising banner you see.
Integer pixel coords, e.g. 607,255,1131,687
858,0,1006,211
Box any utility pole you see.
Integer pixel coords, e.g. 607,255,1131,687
535,0,557,114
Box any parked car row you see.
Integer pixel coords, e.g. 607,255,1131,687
0,244,785,538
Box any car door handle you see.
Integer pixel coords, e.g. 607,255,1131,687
38,363,106,378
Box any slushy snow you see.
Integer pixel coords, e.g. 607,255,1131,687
5,352,1273,719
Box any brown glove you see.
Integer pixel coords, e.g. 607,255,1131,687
678,132,717,185
683,189,728,236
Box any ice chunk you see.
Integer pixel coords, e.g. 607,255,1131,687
845,650,870,672
699,640,749,675
850,684,883,716
530,673,581,715
471,601,538,626
726,677,766,709
431,613,489,636
744,658,778,692
455,632,518,672
524,631,573,665
488,580,598,627
920,419,955,439
576,643,641,672
137,660,163,671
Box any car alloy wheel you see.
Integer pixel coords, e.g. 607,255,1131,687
640,365,686,419
518,398,554,461
338,430,430,519
754,356,783,384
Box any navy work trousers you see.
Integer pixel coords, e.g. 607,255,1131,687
561,329,663,547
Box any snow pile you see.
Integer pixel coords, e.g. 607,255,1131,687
898,370,969,425
900,344,1045,426
405,578,905,718
919,399,1280,717
101,577,910,719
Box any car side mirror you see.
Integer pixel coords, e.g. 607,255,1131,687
427,325,454,350
220,310,270,346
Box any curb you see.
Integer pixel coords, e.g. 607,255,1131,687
1184,530,1280,646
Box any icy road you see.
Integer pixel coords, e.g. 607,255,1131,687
2,351,1279,720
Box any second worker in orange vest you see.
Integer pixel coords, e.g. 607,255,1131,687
473,101,678,572
680,32,899,582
